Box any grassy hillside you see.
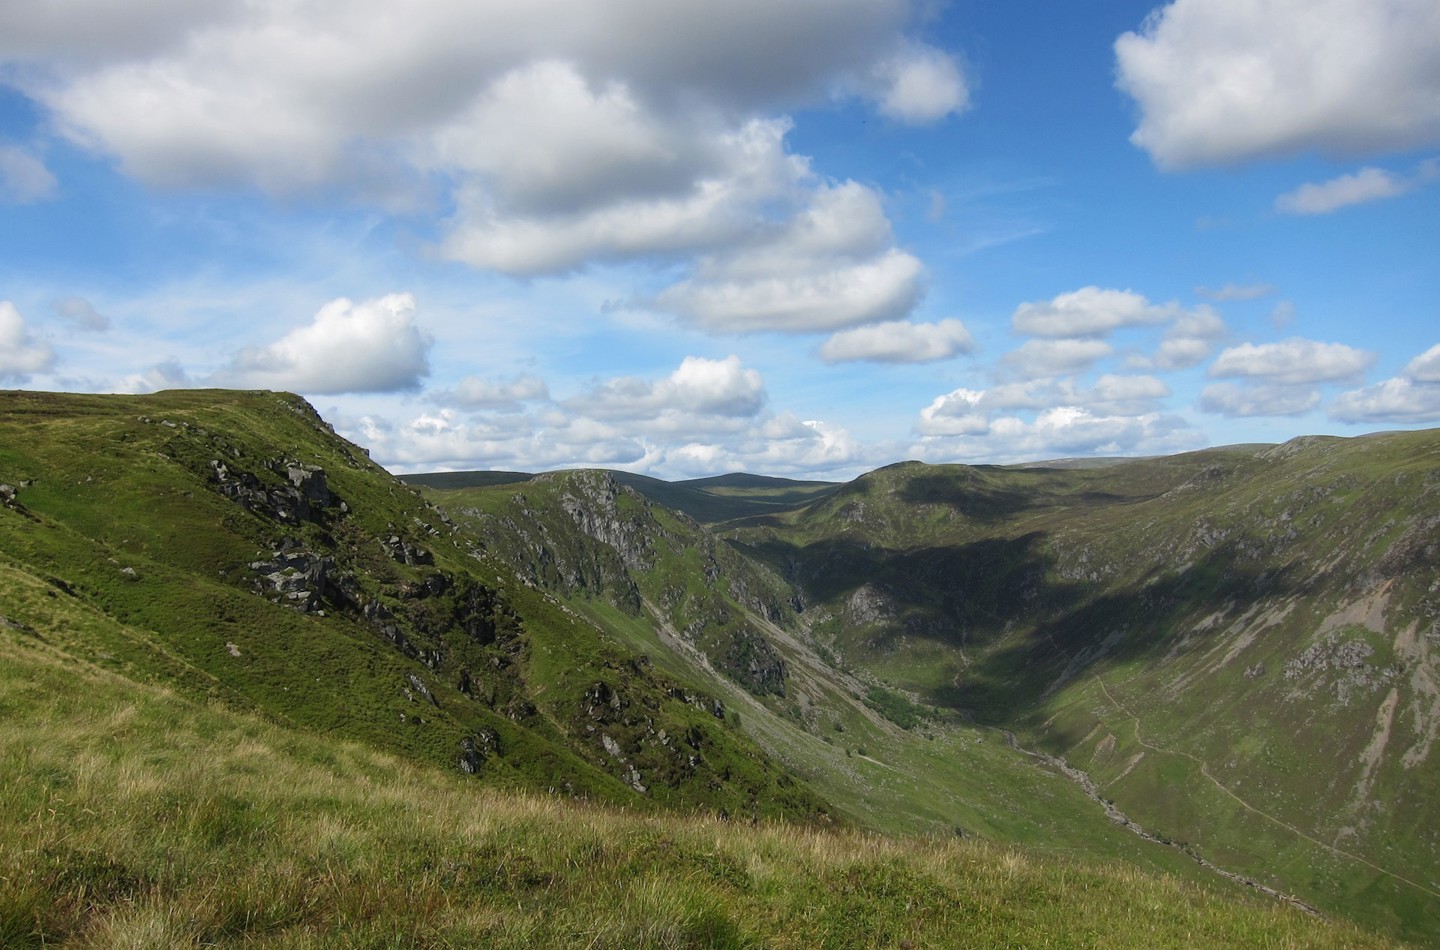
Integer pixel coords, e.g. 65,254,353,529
425,469,1323,901
0,616,1386,948
404,468,839,525
730,432,1440,941
0,389,824,822
3,389,1430,945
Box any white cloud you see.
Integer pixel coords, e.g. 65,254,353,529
1195,282,1274,301
1275,166,1411,214
574,355,766,420
915,404,1203,463
211,293,432,394
1329,342,1440,423
1128,305,1228,371
870,42,970,124
432,374,549,411
121,358,192,394
12,0,950,293
0,145,57,203
652,182,926,332
1116,0,1440,168
917,388,992,437
1329,378,1440,424
0,301,57,381
1084,374,1172,415
334,392,874,480
50,296,110,331
1012,287,1176,338
1406,343,1440,383
917,375,1170,436
1199,382,1320,418
819,318,973,364
1209,338,1374,384
442,116,805,275
1004,338,1114,378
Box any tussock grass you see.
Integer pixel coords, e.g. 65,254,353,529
1,632,1392,948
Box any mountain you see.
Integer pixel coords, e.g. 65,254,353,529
424,431,1440,942
2,388,1431,945
403,468,840,525
0,389,824,822
722,433,1440,941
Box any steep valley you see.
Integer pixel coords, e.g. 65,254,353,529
425,428,1440,942
2,388,1436,946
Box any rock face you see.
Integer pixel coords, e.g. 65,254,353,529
466,469,795,698
722,628,787,697
575,664,733,795
211,457,345,525
249,540,347,614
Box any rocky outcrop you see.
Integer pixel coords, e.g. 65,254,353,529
211,457,345,525
458,729,500,774
721,628,787,697
249,540,350,614
382,534,433,566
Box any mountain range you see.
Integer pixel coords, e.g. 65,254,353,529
2,388,1434,946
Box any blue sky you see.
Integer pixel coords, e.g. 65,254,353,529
2,0,1438,479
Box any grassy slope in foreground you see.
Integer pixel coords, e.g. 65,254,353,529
0,621,1390,949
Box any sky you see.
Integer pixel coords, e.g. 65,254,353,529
1,0,1438,481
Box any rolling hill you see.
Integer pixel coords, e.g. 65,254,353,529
3,388,1433,945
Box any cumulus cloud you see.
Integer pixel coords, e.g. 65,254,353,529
1275,160,1439,214
0,145,57,203
436,91,802,275
1011,287,1178,338
431,374,549,411
342,407,649,474
915,402,1203,462
10,0,956,312
333,386,873,480
1208,338,1374,384
50,295,110,331
651,181,926,332
1083,374,1172,415
121,358,192,394
869,42,971,124
1116,0,1440,168
1004,338,1114,378
1329,342,1440,423
918,375,1170,436
819,318,973,363
210,293,432,394
1199,382,1321,418
1406,343,1440,383
1329,378,1440,424
917,388,994,437
1128,305,1228,371
0,301,57,381
575,355,766,420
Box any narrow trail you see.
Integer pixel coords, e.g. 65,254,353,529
1091,675,1440,902
1001,730,1321,916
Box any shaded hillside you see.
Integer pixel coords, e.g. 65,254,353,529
5,389,1433,944
425,473,1235,878
404,467,839,525
732,431,1440,941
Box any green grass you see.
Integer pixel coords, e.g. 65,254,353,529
4,389,1434,946
0,628,1389,949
